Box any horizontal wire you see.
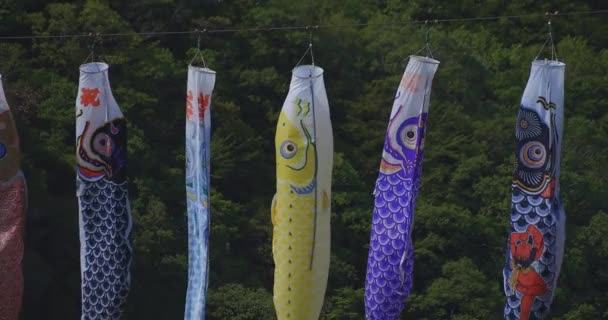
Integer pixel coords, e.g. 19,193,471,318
0,10,606,40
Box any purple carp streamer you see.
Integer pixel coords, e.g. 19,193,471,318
0,75,27,320
75,62,132,319
503,60,566,320
184,66,215,320
364,56,439,319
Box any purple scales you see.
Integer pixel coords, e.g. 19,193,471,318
365,56,439,320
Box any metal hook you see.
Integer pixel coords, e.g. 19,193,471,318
546,11,558,60
424,20,434,58
306,25,314,48
83,32,100,63
546,11,560,38
424,20,430,46
295,26,317,69
535,11,559,61
189,29,208,68
411,20,434,59
196,29,201,50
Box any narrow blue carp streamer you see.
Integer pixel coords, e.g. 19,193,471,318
364,56,439,320
75,62,132,319
503,60,566,320
184,66,216,320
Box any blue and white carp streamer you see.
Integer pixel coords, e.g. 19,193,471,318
184,65,215,320
503,60,566,320
75,62,132,320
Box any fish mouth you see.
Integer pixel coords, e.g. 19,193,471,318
290,179,316,195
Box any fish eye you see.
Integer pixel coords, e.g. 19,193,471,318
400,124,418,150
0,143,5,159
527,234,534,245
280,140,297,159
92,133,114,157
519,141,546,169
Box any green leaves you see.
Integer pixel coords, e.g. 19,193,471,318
5,1,607,319
207,284,275,320
408,258,501,320
321,287,365,320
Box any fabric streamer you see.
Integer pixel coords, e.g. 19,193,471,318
184,65,215,319
0,74,27,320
364,56,439,320
503,60,565,320
75,62,132,319
272,65,333,320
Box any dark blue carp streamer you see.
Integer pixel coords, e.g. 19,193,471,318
184,66,215,320
75,62,132,319
365,56,439,319
503,60,565,320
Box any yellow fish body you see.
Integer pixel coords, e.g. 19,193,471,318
272,65,333,320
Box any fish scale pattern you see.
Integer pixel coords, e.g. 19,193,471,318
184,127,211,319
185,196,209,319
0,174,26,320
78,176,131,320
273,179,317,320
503,188,559,320
184,66,214,320
365,170,416,320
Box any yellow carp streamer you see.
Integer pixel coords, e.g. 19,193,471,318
272,65,333,320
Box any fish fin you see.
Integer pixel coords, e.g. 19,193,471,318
271,194,277,226
271,194,278,255
397,238,414,296
322,189,329,209
21,172,28,214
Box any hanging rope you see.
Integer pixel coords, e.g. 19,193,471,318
413,20,436,58
0,10,605,40
535,11,559,61
82,33,100,64
424,21,434,59
188,29,209,68
295,26,317,67
549,14,557,61
309,28,316,67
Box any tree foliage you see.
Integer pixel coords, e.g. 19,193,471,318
0,0,606,319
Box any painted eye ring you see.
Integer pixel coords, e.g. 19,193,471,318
515,108,542,140
280,140,297,159
519,141,546,169
92,133,114,157
400,124,418,150
0,143,6,159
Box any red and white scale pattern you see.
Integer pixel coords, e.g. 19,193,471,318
0,173,26,320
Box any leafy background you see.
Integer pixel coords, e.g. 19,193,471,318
0,0,606,319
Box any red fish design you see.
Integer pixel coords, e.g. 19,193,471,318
508,224,548,320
